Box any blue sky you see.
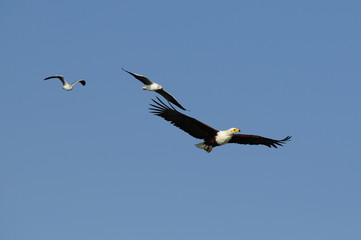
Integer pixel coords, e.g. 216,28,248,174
1,0,360,239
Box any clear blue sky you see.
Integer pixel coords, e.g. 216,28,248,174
1,0,360,239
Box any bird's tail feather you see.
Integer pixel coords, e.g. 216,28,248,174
195,142,213,153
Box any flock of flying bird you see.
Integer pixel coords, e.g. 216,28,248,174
44,69,291,153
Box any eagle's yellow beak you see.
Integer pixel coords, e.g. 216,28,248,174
234,128,240,133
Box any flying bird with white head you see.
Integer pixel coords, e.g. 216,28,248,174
44,75,86,91
122,68,187,111
149,97,291,152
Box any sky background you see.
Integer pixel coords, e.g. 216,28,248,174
1,0,360,239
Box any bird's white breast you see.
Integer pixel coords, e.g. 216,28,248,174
215,130,233,145
62,84,73,91
145,83,162,91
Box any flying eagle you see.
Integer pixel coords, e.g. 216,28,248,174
44,75,86,91
122,68,187,111
149,97,291,152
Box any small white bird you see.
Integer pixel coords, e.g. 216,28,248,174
122,68,187,110
44,75,86,91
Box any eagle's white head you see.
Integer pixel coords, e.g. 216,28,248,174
228,128,240,134
215,128,241,146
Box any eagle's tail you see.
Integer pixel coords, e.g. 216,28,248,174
195,142,213,153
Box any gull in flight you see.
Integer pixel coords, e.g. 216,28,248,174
44,75,86,91
122,68,187,111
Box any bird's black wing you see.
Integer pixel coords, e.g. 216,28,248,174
78,80,86,86
149,97,218,140
44,75,66,85
70,80,86,86
155,89,187,111
122,68,153,85
228,135,291,148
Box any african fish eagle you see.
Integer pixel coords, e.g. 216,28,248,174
149,97,291,152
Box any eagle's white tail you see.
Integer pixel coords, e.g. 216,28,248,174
195,142,213,153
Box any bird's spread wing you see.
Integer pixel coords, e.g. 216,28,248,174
149,97,218,140
44,75,66,85
155,89,187,111
71,80,86,86
228,135,291,148
122,68,153,85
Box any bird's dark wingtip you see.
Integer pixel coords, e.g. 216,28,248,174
283,136,292,142
176,105,187,111
150,97,171,111
274,136,292,148
121,68,132,74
